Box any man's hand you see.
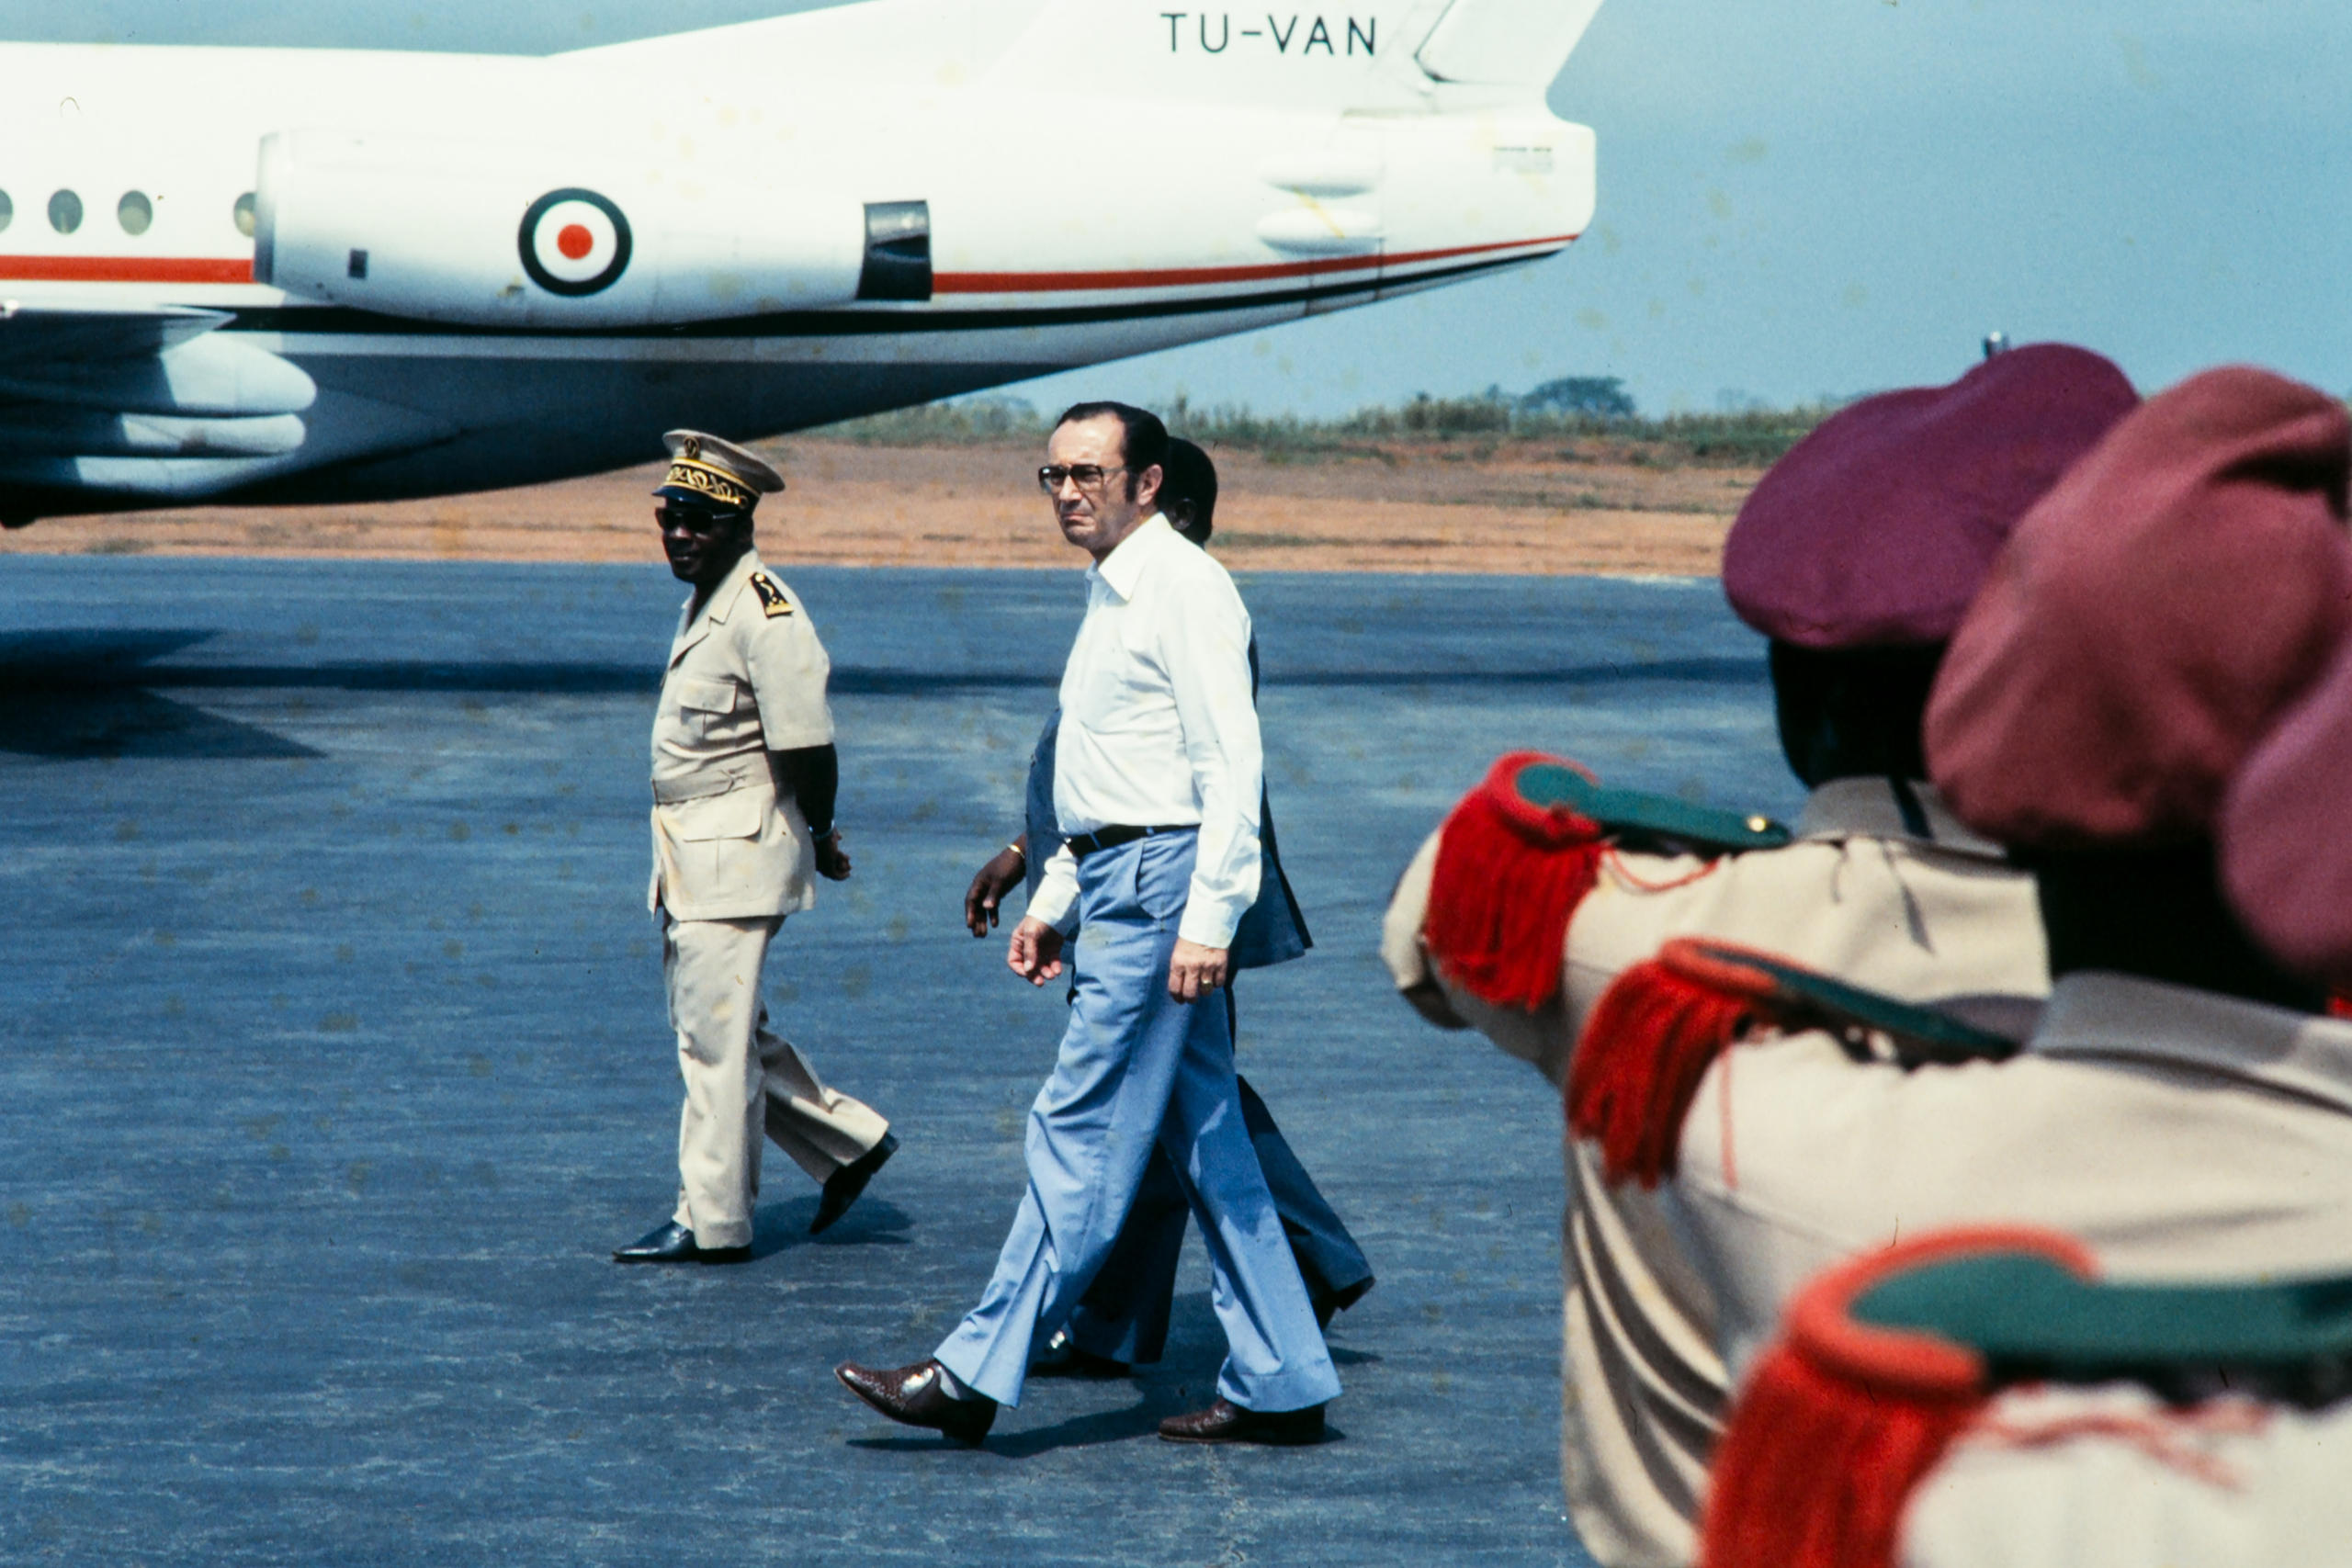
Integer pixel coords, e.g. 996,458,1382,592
965,845,1026,937
813,829,853,881
1168,939,1230,1003
1008,916,1066,986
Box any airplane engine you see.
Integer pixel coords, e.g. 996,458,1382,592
252,130,925,327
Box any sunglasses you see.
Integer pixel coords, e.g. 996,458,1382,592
1036,463,1128,494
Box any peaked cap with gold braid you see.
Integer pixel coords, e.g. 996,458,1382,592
653,429,786,514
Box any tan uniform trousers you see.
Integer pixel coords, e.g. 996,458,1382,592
663,913,890,1249
1899,1383,2352,1567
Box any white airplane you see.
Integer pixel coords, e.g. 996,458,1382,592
0,0,1601,527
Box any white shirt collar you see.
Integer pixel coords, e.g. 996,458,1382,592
2032,970,2352,1115
1088,513,1174,601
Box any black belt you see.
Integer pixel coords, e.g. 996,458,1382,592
1064,823,1189,860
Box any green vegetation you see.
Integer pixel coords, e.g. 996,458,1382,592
813,387,1835,468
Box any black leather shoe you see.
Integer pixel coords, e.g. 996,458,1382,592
835,1358,996,1446
611,1221,750,1265
1030,1328,1131,1380
1313,1274,1375,1331
811,1132,899,1235
1159,1397,1326,1445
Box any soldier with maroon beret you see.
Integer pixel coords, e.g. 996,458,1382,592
1381,344,2135,1565
1678,366,2352,1568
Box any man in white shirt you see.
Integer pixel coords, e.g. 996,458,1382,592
836,402,1340,1447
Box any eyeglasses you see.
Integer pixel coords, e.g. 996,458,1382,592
1036,463,1127,494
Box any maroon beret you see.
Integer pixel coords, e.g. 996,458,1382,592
1926,367,2352,849
2220,640,2352,985
1723,344,2138,649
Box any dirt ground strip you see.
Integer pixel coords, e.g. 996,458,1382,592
0,438,1763,576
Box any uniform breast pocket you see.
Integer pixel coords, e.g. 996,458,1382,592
674,676,739,737
668,788,764,842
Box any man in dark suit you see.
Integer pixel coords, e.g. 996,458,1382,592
962,438,1374,1373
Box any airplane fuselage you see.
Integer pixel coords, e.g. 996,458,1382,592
0,0,1598,515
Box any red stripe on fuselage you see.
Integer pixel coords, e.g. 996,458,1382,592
0,255,256,284
0,233,1571,299
933,232,1577,295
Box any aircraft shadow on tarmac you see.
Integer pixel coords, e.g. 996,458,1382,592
0,628,322,761
0,627,660,761
0,627,1764,761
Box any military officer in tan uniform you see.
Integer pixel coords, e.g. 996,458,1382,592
1380,344,2139,1566
613,431,897,1265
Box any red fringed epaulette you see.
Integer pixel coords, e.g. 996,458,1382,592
1568,940,2023,1186
1697,1227,2098,1568
1422,751,1609,1010
1566,940,1782,1186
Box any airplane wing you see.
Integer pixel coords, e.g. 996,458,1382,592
0,300,460,524
0,302,235,365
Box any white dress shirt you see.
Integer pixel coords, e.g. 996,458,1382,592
1027,513,1263,948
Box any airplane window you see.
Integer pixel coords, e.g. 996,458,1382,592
233,192,256,239
118,190,153,236
0,190,11,232
49,189,82,234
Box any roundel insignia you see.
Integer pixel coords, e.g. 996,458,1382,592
518,188,632,297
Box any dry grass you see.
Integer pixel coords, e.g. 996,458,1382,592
0,434,1766,577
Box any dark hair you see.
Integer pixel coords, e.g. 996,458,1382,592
1160,438,1218,545
1056,400,1170,503
1767,640,1944,787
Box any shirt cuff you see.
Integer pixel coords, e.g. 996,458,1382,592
1177,897,1244,950
1028,847,1081,935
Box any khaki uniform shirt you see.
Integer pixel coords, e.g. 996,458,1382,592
1898,1382,2352,1568
1680,974,2352,1376
1383,777,2049,1568
647,548,834,923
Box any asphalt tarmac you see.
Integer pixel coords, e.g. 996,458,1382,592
0,558,1796,1567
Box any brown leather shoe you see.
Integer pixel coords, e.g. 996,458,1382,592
834,1358,996,1446
1158,1398,1326,1445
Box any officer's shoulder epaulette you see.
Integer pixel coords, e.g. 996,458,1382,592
748,570,793,618
1514,761,1792,854
1673,939,2021,1066
1567,935,2023,1185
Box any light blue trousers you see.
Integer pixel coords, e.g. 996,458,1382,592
934,831,1340,1412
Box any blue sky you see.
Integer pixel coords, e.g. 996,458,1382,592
16,1,2346,416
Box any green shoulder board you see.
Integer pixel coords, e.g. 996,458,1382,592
1856,1249,2352,1408
1515,761,1792,854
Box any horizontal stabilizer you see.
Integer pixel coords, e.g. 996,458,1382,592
1415,0,1602,87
